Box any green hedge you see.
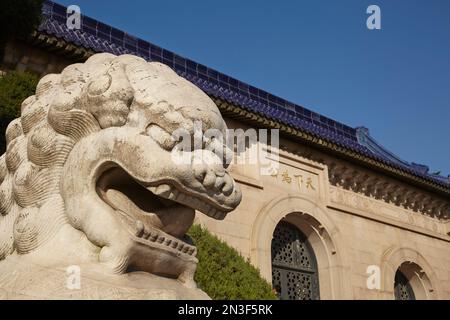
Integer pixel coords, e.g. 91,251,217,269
0,71,38,118
0,71,39,153
188,224,277,300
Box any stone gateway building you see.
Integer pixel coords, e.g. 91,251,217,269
1,1,449,300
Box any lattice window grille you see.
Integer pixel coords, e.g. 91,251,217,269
271,221,320,300
394,270,415,300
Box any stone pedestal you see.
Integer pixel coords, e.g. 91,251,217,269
0,255,209,300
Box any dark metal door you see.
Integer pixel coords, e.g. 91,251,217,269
271,221,320,300
394,270,415,300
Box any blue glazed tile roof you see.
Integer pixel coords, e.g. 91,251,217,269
38,1,450,190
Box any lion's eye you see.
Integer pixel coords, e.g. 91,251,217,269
87,74,112,96
145,124,177,150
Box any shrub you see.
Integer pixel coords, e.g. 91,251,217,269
0,71,39,118
188,224,277,300
0,71,39,152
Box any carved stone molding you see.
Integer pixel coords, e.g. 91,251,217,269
274,142,449,222
328,186,448,237
325,160,450,221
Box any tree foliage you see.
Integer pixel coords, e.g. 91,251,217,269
188,224,277,300
0,71,39,153
0,0,45,57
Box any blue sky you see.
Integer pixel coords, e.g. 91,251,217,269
57,0,450,175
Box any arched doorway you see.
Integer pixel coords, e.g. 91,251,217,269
381,247,440,300
271,221,320,300
251,195,353,299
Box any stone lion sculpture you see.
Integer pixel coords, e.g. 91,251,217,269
0,53,241,299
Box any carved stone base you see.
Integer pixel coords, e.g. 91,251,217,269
0,256,209,300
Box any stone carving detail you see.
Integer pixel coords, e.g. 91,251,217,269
329,187,375,214
0,53,242,298
327,161,450,221
329,186,443,235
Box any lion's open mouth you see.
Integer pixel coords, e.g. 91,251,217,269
96,166,228,259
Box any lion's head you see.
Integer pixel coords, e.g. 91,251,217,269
0,53,241,287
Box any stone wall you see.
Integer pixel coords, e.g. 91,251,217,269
196,118,450,300
1,40,71,76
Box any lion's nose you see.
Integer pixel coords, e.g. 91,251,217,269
204,138,233,169
193,163,233,195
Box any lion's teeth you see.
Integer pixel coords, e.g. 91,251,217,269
139,228,196,256
191,199,199,207
177,193,187,203
135,220,144,237
155,184,171,196
167,189,179,200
